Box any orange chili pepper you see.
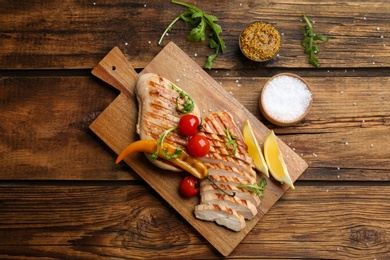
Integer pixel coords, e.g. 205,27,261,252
115,140,208,179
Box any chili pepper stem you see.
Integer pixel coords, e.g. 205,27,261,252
206,176,236,197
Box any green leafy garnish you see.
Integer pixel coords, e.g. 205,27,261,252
238,178,267,198
223,127,238,155
170,83,194,113
158,0,225,69
301,13,329,68
149,127,182,160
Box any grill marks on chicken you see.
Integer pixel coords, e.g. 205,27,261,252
194,111,260,231
135,74,260,232
194,204,246,232
135,73,201,171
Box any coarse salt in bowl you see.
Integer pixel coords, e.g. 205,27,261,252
259,73,313,126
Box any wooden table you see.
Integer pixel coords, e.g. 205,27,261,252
1,0,389,259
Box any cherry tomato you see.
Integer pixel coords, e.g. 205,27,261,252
187,135,210,157
178,114,200,136
179,175,200,197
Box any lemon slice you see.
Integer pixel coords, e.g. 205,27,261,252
264,130,295,190
242,119,269,177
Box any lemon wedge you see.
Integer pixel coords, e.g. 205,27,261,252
242,119,269,177
264,130,295,190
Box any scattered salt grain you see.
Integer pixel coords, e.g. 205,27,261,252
370,144,374,148
262,75,312,122
376,27,380,31
345,141,349,145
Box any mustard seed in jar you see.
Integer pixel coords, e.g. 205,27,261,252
239,21,281,61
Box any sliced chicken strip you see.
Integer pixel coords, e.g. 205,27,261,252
194,204,246,232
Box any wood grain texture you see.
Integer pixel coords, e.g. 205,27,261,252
0,185,388,259
1,74,388,181
1,0,389,70
89,43,308,256
1,0,389,258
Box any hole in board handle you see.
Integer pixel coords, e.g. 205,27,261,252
112,66,116,71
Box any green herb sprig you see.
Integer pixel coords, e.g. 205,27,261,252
301,13,329,68
223,127,238,155
158,0,225,69
149,127,182,160
170,83,194,113
238,178,267,198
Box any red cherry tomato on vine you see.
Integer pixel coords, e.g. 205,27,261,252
179,175,200,197
187,135,210,157
178,114,200,136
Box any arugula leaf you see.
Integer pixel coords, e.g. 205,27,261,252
301,13,329,68
238,178,267,198
170,83,195,113
149,127,182,160
159,0,225,69
188,17,207,41
223,127,238,155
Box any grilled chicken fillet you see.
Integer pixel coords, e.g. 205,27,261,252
135,73,201,171
195,111,261,231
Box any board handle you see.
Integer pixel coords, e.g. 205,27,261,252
92,46,139,98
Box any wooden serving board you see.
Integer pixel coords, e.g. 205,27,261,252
90,42,308,256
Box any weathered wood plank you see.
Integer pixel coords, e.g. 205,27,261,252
0,0,389,70
0,185,388,259
1,76,389,181
0,76,135,180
